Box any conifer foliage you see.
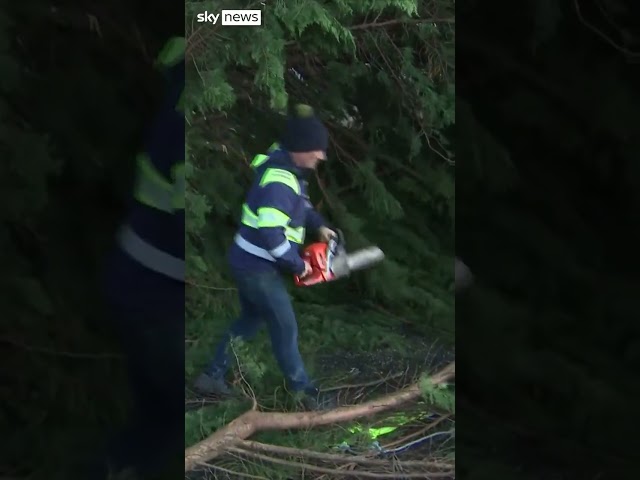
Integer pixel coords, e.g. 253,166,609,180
184,0,456,331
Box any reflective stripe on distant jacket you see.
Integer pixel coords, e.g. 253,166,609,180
117,36,186,282
228,144,327,275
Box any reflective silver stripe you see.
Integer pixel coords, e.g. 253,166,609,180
234,234,292,261
269,239,291,257
117,225,185,281
234,234,275,262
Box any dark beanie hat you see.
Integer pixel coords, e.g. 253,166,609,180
281,104,329,153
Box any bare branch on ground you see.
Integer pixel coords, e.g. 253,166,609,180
185,362,454,471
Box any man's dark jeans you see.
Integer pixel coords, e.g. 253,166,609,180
106,302,184,479
207,269,314,392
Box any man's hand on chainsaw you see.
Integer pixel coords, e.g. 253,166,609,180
317,226,336,243
299,261,313,278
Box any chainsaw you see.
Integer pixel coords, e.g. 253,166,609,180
294,229,385,287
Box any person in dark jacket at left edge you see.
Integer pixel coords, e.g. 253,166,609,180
92,37,185,480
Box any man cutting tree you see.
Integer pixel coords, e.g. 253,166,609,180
194,104,337,410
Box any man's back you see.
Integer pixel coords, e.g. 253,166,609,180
228,148,309,275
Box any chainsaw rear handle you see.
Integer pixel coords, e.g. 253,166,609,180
294,260,328,287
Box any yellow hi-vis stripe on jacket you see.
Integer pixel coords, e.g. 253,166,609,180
156,37,185,68
250,142,280,169
240,204,305,244
133,154,185,213
240,167,305,244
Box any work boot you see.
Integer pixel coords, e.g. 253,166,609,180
192,372,232,396
299,387,337,411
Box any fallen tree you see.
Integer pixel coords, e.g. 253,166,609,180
185,361,455,472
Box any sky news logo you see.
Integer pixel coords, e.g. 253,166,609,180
196,10,262,26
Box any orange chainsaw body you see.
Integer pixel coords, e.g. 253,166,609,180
294,241,337,287
293,229,384,287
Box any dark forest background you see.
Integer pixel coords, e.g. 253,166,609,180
457,0,640,478
1,2,180,478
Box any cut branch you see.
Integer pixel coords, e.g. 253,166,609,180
236,440,454,470
227,446,452,478
185,362,454,471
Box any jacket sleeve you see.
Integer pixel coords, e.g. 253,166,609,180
254,183,306,275
304,200,327,232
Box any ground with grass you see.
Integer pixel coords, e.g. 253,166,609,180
185,301,455,479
